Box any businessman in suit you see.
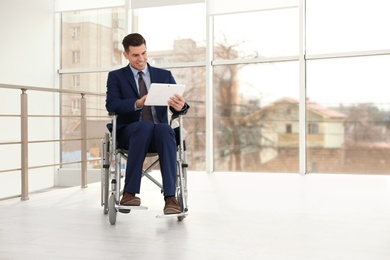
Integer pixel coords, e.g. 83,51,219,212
105,33,189,214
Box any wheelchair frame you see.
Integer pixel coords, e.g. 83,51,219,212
101,113,189,225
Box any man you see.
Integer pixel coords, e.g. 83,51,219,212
105,33,189,214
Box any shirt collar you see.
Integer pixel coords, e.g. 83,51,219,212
129,64,148,78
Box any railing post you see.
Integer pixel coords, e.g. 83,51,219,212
81,94,88,188
21,89,29,200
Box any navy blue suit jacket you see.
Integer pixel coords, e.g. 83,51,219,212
106,63,189,131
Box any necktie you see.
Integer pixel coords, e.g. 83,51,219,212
138,71,153,122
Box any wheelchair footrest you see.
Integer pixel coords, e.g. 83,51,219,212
117,205,148,211
155,212,188,219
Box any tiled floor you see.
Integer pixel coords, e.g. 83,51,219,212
1,172,390,260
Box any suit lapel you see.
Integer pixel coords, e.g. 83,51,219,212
148,64,159,83
123,66,139,97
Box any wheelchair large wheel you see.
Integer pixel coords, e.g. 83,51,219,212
108,194,117,225
177,192,186,221
176,184,187,221
102,169,110,215
102,132,110,215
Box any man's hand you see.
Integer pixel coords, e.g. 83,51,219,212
136,95,147,108
168,94,185,111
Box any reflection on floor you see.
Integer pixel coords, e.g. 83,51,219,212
1,172,390,260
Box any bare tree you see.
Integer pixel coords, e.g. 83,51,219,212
344,103,388,143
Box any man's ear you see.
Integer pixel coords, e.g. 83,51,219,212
123,51,128,59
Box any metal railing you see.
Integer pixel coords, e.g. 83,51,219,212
0,83,106,200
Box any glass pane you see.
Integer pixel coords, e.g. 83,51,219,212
61,72,108,93
134,3,206,63
61,139,82,168
213,62,299,172
60,91,108,169
170,67,206,171
60,72,107,121
208,0,298,15
307,55,390,174
61,7,126,69
61,140,101,168
213,8,299,60
306,0,390,54
55,0,125,12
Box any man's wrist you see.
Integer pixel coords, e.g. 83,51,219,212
134,100,143,109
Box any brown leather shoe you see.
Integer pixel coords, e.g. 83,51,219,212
164,197,181,214
120,192,141,206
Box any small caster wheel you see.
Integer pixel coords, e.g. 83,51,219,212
108,194,117,225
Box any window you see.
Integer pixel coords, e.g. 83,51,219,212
213,62,299,172
72,75,80,86
286,124,292,134
71,98,80,115
308,123,319,134
55,1,390,175
213,8,299,60
306,0,390,54
72,51,80,64
135,3,206,63
134,3,206,171
72,27,80,39
61,7,126,69
306,55,390,173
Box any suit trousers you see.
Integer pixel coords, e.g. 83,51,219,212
117,121,177,196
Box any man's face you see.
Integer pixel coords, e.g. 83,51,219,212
123,44,148,71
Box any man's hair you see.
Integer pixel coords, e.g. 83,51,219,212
122,33,146,53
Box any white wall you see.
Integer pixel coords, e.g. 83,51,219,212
0,0,57,199
0,0,55,87
324,121,345,148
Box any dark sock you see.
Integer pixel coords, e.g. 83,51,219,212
164,196,174,201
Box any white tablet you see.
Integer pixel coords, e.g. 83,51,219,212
144,83,186,106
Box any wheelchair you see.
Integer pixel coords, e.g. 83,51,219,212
100,113,189,225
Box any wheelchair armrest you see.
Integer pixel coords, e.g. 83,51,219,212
106,112,117,132
169,102,189,119
171,114,179,121
170,103,188,124
170,113,185,127
106,123,113,132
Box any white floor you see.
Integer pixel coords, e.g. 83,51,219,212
1,172,390,260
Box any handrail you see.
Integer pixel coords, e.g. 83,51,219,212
0,83,107,200
0,83,105,96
